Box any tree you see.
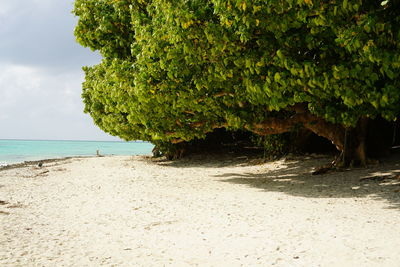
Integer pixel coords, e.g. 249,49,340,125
74,0,400,166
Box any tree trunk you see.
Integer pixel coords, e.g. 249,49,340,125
354,117,368,166
340,117,368,167
246,104,369,167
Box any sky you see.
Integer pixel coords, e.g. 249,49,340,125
0,0,120,141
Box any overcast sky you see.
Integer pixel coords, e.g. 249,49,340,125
0,0,120,141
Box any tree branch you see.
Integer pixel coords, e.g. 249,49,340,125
246,106,345,151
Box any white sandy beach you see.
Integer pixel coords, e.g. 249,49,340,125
1,154,400,266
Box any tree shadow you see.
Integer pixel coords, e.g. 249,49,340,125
140,151,400,209
142,151,268,169
215,153,400,210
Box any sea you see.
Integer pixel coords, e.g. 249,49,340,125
0,139,154,166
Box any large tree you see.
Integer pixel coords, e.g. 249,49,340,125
74,0,400,165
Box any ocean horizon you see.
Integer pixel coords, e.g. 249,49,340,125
0,139,154,165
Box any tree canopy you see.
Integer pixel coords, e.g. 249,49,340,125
74,0,400,164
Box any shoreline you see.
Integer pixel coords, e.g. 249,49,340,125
0,156,97,171
0,139,154,168
1,154,400,266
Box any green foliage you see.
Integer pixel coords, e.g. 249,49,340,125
74,0,400,144
151,140,181,159
251,133,291,158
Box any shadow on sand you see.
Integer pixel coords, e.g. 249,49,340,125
144,151,400,209
147,151,276,169
214,153,400,210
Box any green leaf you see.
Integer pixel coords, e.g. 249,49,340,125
343,0,348,9
276,49,284,60
274,73,281,82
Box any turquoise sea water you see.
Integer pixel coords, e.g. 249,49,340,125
0,139,154,165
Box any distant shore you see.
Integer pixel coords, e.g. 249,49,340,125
1,154,400,266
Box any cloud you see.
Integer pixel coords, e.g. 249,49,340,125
0,0,122,140
0,63,118,141
0,0,101,72
0,2,12,17
0,0,121,141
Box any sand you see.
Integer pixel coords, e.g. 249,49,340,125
1,154,400,266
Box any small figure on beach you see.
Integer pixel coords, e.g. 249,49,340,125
38,162,43,168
